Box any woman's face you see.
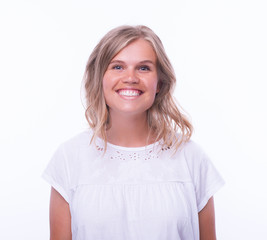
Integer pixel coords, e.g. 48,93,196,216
102,38,159,118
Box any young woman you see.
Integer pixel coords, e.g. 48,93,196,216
43,25,224,240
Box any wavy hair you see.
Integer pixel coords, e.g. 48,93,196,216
83,25,193,151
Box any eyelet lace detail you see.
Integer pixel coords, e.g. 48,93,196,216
109,149,159,161
96,145,104,152
95,142,172,161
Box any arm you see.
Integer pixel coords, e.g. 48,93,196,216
49,187,72,240
198,197,217,240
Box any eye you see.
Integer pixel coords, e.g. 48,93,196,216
112,65,123,70
139,65,150,71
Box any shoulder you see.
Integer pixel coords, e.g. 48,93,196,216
181,140,207,159
53,129,94,161
47,129,100,180
171,133,206,159
175,139,210,175
59,129,93,151
170,136,207,161
62,129,92,146
180,140,224,211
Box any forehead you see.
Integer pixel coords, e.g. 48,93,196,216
111,39,157,63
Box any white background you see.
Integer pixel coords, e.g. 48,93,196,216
0,0,266,239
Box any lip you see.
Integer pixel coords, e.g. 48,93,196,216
116,88,143,93
116,88,143,98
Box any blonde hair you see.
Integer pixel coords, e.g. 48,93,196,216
83,25,193,151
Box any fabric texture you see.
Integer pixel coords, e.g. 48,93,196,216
42,130,224,240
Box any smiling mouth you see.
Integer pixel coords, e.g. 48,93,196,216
117,89,143,97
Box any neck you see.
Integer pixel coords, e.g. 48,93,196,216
105,112,155,147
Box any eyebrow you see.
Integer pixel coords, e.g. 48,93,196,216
139,60,155,65
109,60,156,65
109,60,124,64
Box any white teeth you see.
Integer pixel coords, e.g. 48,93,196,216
118,90,141,96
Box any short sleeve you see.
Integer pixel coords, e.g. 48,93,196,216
183,141,225,212
42,144,71,203
195,152,225,212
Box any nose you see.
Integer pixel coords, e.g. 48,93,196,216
122,68,139,84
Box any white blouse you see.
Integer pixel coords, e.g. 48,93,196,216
43,130,224,240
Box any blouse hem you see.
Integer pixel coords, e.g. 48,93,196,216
197,179,225,212
42,172,70,203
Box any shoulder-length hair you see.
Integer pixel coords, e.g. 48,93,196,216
83,25,193,151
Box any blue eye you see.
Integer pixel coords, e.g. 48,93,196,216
113,65,122,70
139,66,150,71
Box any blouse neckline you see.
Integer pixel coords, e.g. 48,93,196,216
96,136,162,152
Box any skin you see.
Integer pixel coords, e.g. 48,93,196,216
49,188,71,240
102,39,159,147
49,38,217,239
199,197,217,240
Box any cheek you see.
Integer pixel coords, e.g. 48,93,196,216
102,72,118,90
102,75,112,93
151,77,159,93
102,75,108,89
102,69,112,85
102,78,109,102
